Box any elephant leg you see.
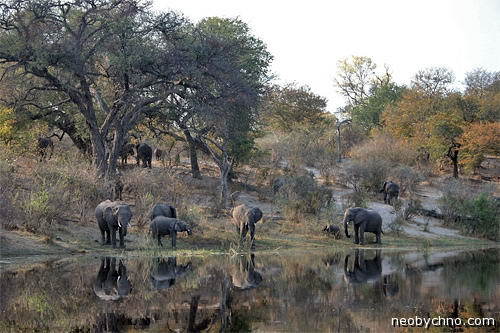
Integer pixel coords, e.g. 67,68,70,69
111,228,117,248
354,225,360,244
171,231,177,248
100,227,106,245
376,231,382,244
105,229,111,245
384,193,388,204
241,225,248,243
119,228,125,248
249,223,256,249
359,224,365,245
157,234,163,247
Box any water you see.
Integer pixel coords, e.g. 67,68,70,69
0,248,498,332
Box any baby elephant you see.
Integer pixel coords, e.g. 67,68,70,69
150,203,177,220
232,204,263,248
380,181,400,205
323,224,342,239
150,216,192,248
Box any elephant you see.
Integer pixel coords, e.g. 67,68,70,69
232,204,263,249
150,216,192,248
120,143,135,165
344,249,382,284
230,253,263,291
136,143,152,168
95,200,132,248
343,207,383,245
149,203,177,221
37,137,54,161
154,148,163,161
150,257,192,290
271,176,287,194
323,224,341,239
93,257,132,301
380,181,400,205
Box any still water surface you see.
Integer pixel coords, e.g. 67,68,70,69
1,248,498,332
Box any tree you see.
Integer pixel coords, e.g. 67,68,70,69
262,83,328,133
192,18,271,207
411,67,454,96
350,81,405,132
334,56,376,106
383,69,466,178
0,0,186,179
459,122,500,173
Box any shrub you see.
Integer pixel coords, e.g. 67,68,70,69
343,159,389,193
439,180,499,240
275,174,333,222
392,165,424,195
351,133,419,167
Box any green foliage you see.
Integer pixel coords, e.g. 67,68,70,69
350,82,405,132
439,180,499,240
262,83,329,133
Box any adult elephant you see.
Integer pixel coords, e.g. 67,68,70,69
230,253,263,291
344,249,382,284
232,204,263,249
93,257,132,301
150,257,192,290
136,143,152,168
343,207,383,245
95,200,132,248
120,143,135,165
37,137,54,161
149,203,177,220
380,181,400,205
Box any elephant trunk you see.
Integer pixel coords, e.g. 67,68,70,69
344,215,350,238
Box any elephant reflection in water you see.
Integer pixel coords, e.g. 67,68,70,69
230,253,263,290
382,273,400,298
93,257,132,301
344,249,382,284
150,257,192,290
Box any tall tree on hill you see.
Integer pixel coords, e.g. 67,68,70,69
0,0,188,179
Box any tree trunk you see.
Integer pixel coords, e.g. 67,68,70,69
183,129,202,179
89,127,108,178
447,145,460,179
218,152,232,209
107,127,126,180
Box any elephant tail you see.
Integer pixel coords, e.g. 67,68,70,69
381,229,384,234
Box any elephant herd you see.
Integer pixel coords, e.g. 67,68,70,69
93,254,263,302
94,193,266,249
93,249,399,303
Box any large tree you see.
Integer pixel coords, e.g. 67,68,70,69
262,83,328,133
0,0,186,179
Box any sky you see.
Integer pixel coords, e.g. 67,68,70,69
153,0,500,111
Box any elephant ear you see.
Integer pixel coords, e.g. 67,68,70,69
104,206,114,223
174,221,182,232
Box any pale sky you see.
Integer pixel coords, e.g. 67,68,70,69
153,0,500,111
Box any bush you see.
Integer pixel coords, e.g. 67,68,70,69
343,159,389,193
351,133,419,167
439,180,499,240
392,165,424,195
275,174,333,222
